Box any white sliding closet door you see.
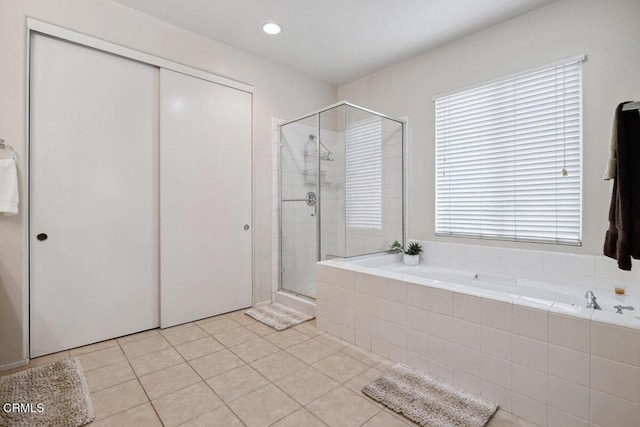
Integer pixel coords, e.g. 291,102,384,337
30,34,160,357
160,69,252,327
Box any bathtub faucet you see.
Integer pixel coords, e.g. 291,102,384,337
585,291,602,310
614,305,634,314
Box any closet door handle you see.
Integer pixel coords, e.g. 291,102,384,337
37,233,48,241
243,224,250,231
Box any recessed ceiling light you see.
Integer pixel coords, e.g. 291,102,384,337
262,22,281,35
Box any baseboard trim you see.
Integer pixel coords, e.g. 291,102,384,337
0,358,28,373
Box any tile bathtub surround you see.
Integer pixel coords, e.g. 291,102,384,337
5,310,531,427
317,263,640,427
417,241,640,297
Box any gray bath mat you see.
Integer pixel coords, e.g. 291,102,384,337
245,303,314,330
363,363,497,427
0,357,95,427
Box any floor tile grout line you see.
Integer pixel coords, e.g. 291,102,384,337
116,328,162,346
196,357,262,427
211,312,258,427
295,360,392,417
82,360,138,394
68,339,120,358
91,331,220,426
295,341,342,366
234,380,303,426
217,400,249,427
263,331,314,349
161,332,211,348
91,341,165,425
224,382,278,426
205,325,345,424
89,378,151,423
76,351,130,374
173,334,227,360
280,371,341,409
92,401,161,426
135,334,233,427
199,322,245,336
305,384,382,425
358,408,384,427
314,345,370,368
125,346,188,384
126,343,182,362
181,330,254,426
183,342,238,367
264,406,328,427
226,341,282,364
245,334,318,368
90,328,359,405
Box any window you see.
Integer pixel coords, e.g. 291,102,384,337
435,58,582,245
346,116,383,229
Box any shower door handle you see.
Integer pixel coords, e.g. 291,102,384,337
306,192,316,206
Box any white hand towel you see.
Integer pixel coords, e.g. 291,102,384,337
0,159,19,215
603,111,617,180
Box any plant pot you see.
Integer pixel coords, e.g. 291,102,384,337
403,254,420,265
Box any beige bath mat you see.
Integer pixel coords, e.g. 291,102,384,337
245,303,314,330
0,357,95,427
363,363,497,427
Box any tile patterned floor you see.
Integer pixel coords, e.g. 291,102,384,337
3,311,536,426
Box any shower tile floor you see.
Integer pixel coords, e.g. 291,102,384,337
6,312,535,426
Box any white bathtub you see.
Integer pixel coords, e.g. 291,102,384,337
349,254,640,317
316,254,640,427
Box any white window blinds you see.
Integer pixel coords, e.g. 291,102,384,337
435,58,582,245
346,116,383,229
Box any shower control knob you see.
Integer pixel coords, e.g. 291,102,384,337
306,192,317,206
37,233,48,241
243,224,250,231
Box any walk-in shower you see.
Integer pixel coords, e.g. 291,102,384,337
278,102,405,299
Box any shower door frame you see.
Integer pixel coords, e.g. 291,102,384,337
278,100,406,300
278,111,320,300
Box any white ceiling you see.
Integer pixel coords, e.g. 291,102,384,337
113,0,556,85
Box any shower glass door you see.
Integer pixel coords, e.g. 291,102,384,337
279,102,405,300
280,115,318,299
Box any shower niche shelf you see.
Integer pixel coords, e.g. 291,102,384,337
303,169,332,186
304,152,334,162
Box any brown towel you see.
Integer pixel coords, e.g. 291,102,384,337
604,102,640,270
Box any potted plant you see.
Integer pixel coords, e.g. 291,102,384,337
403,241,422,265
388,240,403,261
388,240,403,254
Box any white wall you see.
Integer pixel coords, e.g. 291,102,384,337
0,0,336,368
339,0,640,257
